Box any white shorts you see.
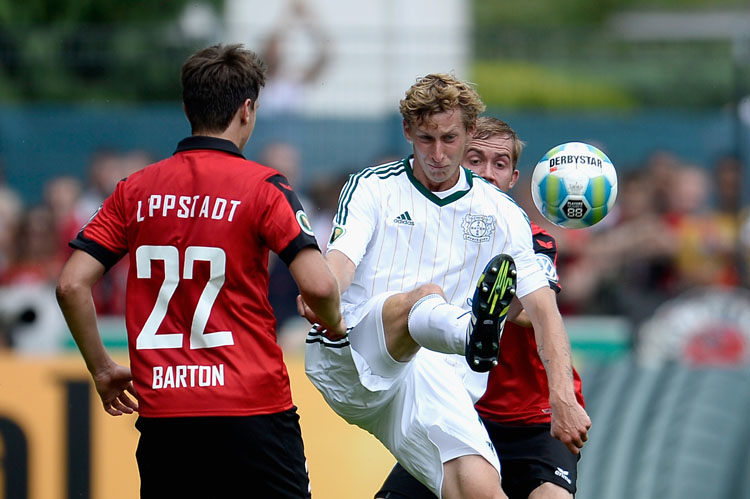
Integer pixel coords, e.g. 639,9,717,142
305,292,500,497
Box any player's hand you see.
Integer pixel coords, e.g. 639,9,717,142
91,362,139,416
549,397,591,455
324,315,347,340
296,294,317,323
296,295,347,340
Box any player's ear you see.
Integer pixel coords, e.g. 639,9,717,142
242,98,255,124
402,119,413,143
509,168,520,189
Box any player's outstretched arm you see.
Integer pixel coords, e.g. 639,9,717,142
56,250,138,416
290,247,346,338
520,286,591,454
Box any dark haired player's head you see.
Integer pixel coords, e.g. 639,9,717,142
181,44,267,135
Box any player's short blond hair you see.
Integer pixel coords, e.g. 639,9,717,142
473,117,525,170
399,74,485,131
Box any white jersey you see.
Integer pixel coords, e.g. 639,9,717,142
328,156,548,327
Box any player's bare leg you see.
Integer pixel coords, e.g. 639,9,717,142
528,482,573,499
442,454,508,499
381,254,516,365
381,283,446,361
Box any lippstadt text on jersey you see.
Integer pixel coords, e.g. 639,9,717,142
136,194,242,222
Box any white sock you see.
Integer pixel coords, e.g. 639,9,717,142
407,294,470,354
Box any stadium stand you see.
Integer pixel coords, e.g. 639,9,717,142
578,359,750,499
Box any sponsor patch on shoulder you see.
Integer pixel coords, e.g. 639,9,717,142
536,253,558,284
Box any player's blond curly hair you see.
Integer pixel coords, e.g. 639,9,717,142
399,73,485,131
473,117,525,170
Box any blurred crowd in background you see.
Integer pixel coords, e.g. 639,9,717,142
1,3,748,498
0,0,748,358
0,138,747,353
520,149,749,328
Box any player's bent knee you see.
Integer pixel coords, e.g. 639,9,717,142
411,283,445,301
384,284,445,326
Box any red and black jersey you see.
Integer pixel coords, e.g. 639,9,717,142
71,136,318,418
475,222,585,425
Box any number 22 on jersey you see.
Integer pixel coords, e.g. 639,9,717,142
135,245,233,350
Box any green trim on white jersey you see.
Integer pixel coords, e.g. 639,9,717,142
403,157,474,206
336,159,405,226
336,156,480,226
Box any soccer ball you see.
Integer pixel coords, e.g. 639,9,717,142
530,142,618,229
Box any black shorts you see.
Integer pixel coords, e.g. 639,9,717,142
375,421,579,499
486,421,579,498
135,407,311,499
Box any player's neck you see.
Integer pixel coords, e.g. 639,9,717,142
192,104,255,151
412,162,461,192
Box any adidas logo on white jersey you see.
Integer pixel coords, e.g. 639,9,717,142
394,211,415,225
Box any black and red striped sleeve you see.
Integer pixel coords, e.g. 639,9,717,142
258,174,319,266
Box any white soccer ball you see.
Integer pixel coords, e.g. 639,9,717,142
531,142,618,229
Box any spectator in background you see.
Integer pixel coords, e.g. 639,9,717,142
120,149,153,178
75,147,122,221
740,210,750,287
0,204,60,285
0,159,31,350
0,200,67,354
0,175,70,353
0,183,23,277
712,154,747,285
260,140,315,345
44,176,83,260
713,153,744,216
261,141,304,189
0,202,68,352
0,157,23,276
259,0,330,116
643,149,682,215
664,164,741,289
